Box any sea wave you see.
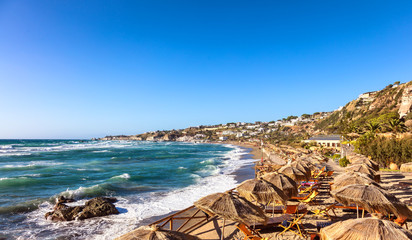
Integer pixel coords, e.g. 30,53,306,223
0,161,62,170
2,143,255,240
111,173,131,180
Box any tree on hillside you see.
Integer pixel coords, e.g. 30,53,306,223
365,121,381,133
387,118,407,133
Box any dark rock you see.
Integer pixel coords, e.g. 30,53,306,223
76,197,119,220
45,197,119,222
57,196,75,204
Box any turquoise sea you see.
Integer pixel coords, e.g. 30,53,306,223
0,140,254,239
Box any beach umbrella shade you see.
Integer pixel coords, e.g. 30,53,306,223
331,184,412,219
236,178,289,205
260,172,298,198
345,164,376,176
296,158,319,171
115,225,200,240
194,192,267,240
290,161,311,179
278,165,309,182
351,158,379,171
332,172,381,191
320,217,412,240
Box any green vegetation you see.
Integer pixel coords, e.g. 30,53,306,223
354,135,412,167
339,156,350,167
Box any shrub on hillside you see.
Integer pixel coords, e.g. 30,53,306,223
339,157,350,167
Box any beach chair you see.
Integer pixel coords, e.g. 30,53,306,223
236,223,268,240
299,183,318,194
394,217,408,229
292,189,319,205
278,209,308,238
311,166,326,179
311,204,337,219
307,231,321,240
265,204,308,214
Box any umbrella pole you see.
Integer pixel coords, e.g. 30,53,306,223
272,202,275,217
362,209,365,218
221,218,225,240
356,204,359,218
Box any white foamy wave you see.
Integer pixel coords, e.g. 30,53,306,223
0,144,14,149
177,166,187,170
111,173,131,179
0,140,142,157
0,161,62,169
92,150,110,153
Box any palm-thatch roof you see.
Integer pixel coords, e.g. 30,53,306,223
278,165,309,182
260,172,298,198
331,184,412,219
236,178,289,205
345,164,377,176
332,172,381,190
320,217,412,240
115,225,200,240
194,192,267,224
351,158,379,171
290,161,311,179
296,158,318,171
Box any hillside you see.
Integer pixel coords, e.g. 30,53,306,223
97,81,412,147
314,81,412,135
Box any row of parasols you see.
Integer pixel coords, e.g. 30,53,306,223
118,155,412,239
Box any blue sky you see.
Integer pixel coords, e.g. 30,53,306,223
1,1,412,139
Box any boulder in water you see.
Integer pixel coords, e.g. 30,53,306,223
45,197,119,221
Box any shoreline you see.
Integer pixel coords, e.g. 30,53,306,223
133,143,258,230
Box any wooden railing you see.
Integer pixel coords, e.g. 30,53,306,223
149,205,215,234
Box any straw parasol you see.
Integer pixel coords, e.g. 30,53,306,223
115,225,200,240
296,158,318,171
331,184,412,219
260,172,298,198
320,217,412,240
345,164,376,176
332,172,381,191
351,158,379,171
194,192,267,240
236,178,289,205
278,165,309,182
290,161,311,179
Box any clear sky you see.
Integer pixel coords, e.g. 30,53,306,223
1,1,412,139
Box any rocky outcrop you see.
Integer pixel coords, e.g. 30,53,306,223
400,163,412,173
399,84,412,118
45,197,119,221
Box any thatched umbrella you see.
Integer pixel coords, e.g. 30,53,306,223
194,192,267,240
115,225,200,240
296,158,318,171
345,164,376,176
320,217,412,240
352,158,379,171
236,178,289,205
331,184,412,219
278,165,308,182
260,172,298,198
332,172,381,191
291,161,311,179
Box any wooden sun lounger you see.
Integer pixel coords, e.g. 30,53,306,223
265,204,308,214
236,223,268,240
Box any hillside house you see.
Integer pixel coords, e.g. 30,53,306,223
304,135,341,148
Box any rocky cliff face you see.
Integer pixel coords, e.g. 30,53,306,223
399,84,412,118
314,81,412,133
